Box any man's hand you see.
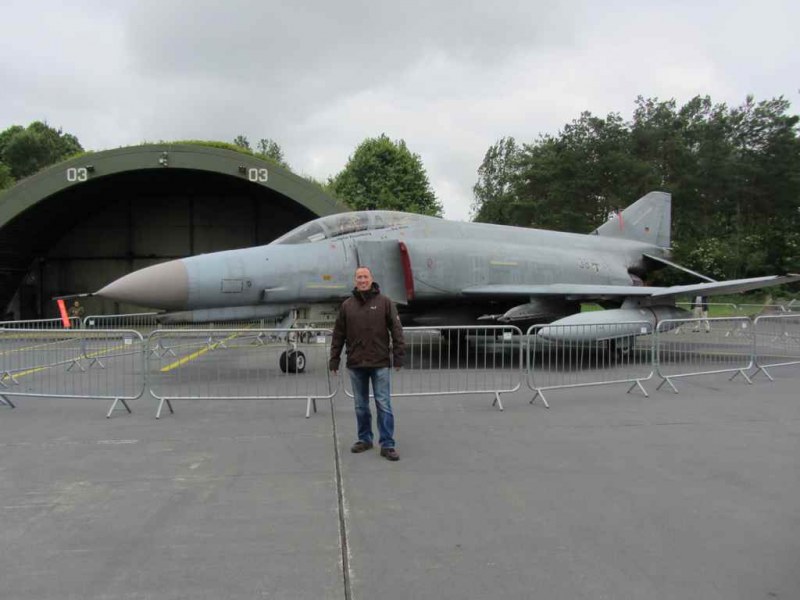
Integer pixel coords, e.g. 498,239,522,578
332,369,338,376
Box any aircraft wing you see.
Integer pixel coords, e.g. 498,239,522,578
648,274,800,298
462,284,656,298
461,274,800,300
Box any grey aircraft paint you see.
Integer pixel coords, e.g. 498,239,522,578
95,191,800,341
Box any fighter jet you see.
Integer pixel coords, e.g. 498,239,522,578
96,191,799,351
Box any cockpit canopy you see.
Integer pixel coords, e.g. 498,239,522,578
272,211,426,245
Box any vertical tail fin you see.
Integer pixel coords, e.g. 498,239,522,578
592,191,671,248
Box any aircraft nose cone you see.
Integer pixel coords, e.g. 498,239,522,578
96,260,189,310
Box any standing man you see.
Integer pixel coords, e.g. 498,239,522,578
68,300,85,319
330,266,405,461
692,295,711,332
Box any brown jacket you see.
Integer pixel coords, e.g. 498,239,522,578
329,283,405,370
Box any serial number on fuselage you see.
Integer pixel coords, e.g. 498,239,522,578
578,258,602,272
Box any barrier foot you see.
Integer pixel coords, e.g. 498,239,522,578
491,391,504,411
530,389,550,408
305,397,318,418
66,359,86,372
627,380,649,397
657,377,679,394
0,394,15,408
88,357,106,369
156,398,174,419
729,369,753,384
750,366,774,382
106,398,132,418
207,337,227,351
0,372,16,388
150,345,176,358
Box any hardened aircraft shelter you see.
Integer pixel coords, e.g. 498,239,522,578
0,144,346,319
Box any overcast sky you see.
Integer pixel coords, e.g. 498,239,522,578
2,0,798,220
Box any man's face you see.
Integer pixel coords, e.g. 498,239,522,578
355,268,373,292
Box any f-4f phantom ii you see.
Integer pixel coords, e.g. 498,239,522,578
96,191,799,345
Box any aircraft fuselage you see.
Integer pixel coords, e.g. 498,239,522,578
104,215,663,326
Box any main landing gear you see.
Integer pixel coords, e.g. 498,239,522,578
273,304,338,374
609,336,634,358
279,349,306,373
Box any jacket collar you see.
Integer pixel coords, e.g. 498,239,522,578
352,281,381,303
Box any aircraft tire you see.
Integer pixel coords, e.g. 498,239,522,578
279,350,306,373
610,337,633,359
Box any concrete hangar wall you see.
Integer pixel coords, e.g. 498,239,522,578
0,144,347,320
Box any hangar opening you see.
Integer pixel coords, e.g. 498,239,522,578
0,144,346,320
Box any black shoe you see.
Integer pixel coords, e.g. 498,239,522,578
380,447,400,461
350,440,373,453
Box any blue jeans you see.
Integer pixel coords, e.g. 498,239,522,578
348,367,394,448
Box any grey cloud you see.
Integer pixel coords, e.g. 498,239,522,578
125,1,576,93
3,0,799,220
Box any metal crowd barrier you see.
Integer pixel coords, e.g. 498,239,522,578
785,299,800,312
83,313,282,334
0,317,81,329
655,317,754,392
525,322,655,408
676,301,739,312
751,314,800,380
341,326,523,411
0,328,146,416
733,303,791,315
147,328,337,418
84,312,160,331
3,313,800,418
676,302,793,317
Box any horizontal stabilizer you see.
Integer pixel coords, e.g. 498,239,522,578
642,254,716,282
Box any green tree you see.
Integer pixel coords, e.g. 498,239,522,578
0,163,14,191
725,96,800,275
232,134,251,151
472,137,522,223
1,121,82,179
473,94,800,279
329,134,442,216
0,125,19,190
256,138,289,169
0,125,24,157
513,111,649,232
232,135,290,169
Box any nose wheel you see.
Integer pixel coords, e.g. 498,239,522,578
280,349,306,373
